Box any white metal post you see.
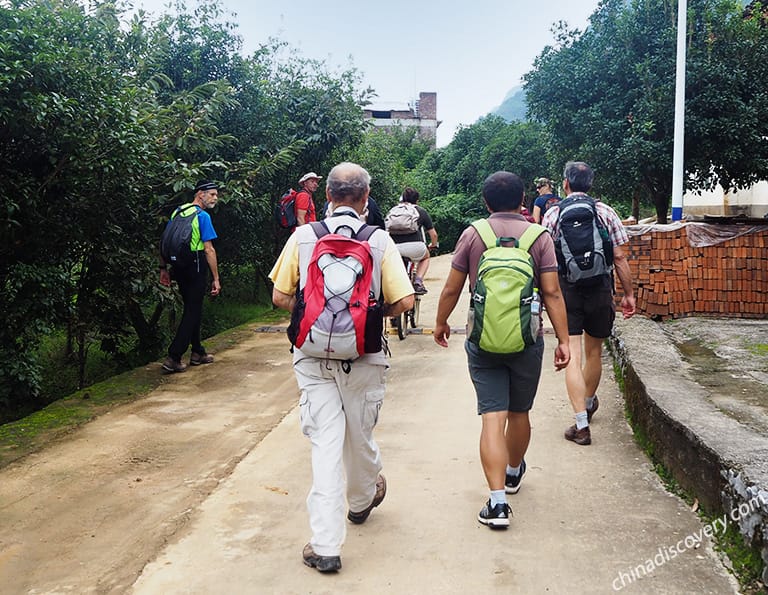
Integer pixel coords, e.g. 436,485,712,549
671,0,687,222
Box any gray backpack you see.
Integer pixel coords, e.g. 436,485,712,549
385,202,420,234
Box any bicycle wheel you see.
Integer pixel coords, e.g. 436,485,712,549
410,297,420,328
393,313,406,340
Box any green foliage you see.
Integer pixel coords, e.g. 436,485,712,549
0,0,372,422
525,0,768,223
340,128,432,207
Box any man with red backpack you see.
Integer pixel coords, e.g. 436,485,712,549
295,171,322,227
269,162,413,574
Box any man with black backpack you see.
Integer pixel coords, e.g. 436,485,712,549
542,161,636,446
269,162,413,573
159,180,221,374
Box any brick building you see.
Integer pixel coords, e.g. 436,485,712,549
363,91,440,148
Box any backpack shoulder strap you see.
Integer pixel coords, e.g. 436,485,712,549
470,219,497,250
354,223,375,242
309,221,330,239
518,224,547,253
172,203,197,219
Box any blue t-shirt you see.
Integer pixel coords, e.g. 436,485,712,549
534,193,561,216
169,203,217,251
196,208,217,243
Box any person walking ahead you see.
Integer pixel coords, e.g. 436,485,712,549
270,162,413,573
434,171,570,529
295,172,322,228
159,180,221,373
541,161,635,446
387,187,438,294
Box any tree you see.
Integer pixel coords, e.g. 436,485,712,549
0,0,375,421
524,0,768,223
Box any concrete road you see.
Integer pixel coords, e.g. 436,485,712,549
132,255,737,595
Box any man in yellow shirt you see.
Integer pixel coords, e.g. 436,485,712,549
269,162,413,573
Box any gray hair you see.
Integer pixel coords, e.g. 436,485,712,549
563,161,594,193
326,162,371,204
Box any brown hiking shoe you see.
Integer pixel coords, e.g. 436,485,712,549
586,396,599,422
162,356,187,374
302,543,341,573
564,424,592,445
347,474,387,524
190,352,214,365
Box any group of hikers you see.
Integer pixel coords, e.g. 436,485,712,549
158,160,636,574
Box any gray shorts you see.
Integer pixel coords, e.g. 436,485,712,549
395,241,428,262
464,336,545,415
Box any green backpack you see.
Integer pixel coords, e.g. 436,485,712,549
467,219,546,354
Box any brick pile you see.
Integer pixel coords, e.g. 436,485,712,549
616,224,768,319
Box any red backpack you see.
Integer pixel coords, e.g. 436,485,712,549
275,189,298,229
287,221,384,362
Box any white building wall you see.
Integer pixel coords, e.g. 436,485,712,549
684,181,768,218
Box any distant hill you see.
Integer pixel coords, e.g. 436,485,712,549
492,86,527,122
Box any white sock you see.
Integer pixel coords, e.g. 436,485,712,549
586,395,596,408
506,463,521,477
490,489,507,506
575,411,589,430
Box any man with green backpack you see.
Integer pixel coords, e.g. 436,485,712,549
434,171,570,529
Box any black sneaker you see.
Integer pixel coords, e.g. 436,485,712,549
505,459,526,495
302,543,341,573
477,500,512,529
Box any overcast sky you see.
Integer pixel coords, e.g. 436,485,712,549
133,0,602,147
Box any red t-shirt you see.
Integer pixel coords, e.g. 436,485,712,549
294,190,316,225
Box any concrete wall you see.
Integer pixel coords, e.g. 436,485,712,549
608,317,768,584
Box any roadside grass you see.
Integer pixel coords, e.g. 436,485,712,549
614,362,766,594
0,304,288,470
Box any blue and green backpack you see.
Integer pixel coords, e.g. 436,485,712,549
467,219,546,354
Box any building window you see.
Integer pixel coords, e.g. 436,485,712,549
371,110,392,119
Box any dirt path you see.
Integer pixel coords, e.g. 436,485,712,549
0,255,738,594
0,330,298,593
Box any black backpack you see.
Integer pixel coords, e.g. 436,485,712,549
554,195,613,286
160,204,199,268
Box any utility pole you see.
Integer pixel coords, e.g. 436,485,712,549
671,0,687,222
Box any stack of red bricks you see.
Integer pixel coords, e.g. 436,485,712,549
616,224,768,320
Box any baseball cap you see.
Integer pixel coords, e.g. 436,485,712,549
299,172,323,184
535,177,553,188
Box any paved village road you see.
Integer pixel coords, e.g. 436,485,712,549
1,255,738,594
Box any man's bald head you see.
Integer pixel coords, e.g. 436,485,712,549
325,162,370,208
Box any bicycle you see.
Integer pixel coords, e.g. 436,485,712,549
392,257,421,340
391,244,438,340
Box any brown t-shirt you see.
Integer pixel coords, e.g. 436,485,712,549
451,212,559,290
